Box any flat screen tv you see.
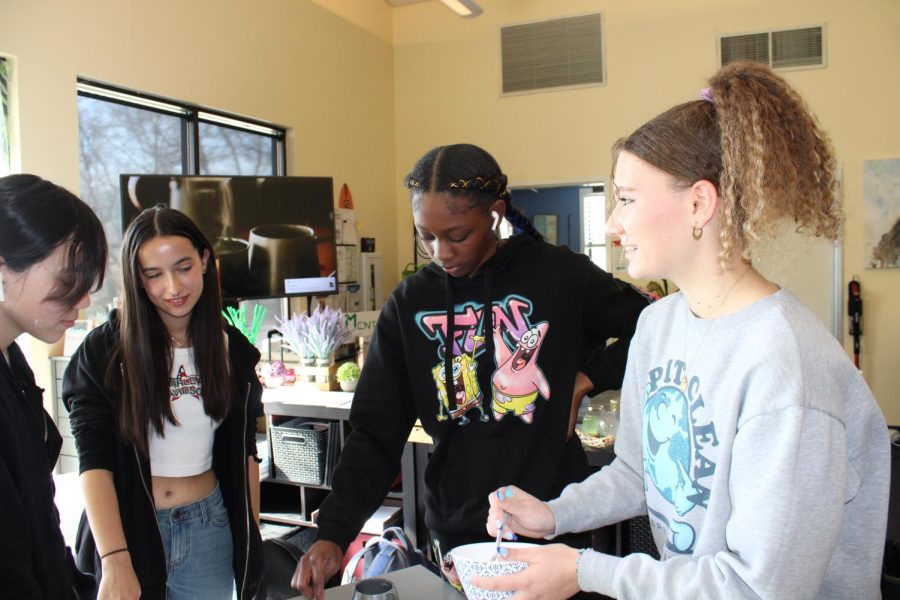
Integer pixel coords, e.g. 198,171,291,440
121,174,337,301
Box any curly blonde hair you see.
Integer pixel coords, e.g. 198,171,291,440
613,61,842,268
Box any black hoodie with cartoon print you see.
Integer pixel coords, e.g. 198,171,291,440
315,235,650,551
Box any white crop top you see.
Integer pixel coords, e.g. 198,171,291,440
148,347,221,477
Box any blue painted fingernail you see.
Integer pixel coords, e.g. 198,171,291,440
504,487,514,498
510,533,518,541
496,490,503,500
497,547,509,557
495,518,503,529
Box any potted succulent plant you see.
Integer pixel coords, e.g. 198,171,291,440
335,362,361,392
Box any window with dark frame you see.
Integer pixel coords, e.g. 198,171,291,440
76,78,287,311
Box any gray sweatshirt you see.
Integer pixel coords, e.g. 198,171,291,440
548,290,889,599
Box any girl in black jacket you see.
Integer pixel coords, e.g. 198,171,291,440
0,174,106,599
64,206,264,599
293,144,650,599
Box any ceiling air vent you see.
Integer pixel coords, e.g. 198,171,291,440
719,25,825,71
502,14,604,94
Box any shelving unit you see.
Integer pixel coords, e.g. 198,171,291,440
260,385,405,535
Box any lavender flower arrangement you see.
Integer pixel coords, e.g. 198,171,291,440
274,312,313,360
305,305,351,361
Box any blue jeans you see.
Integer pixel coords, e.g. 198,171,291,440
156,484,234,600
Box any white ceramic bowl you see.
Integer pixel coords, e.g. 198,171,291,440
449,542,536,600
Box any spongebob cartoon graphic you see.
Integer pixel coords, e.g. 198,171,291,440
491,322,549,423
432,336,490,425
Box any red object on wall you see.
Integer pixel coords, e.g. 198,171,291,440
339,183,354,210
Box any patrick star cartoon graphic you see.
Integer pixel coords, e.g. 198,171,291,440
491,322,550,423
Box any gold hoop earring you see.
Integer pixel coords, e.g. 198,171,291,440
692,226,703,241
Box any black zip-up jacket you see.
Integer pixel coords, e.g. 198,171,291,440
62,312,264,599
314,235,651,552
0,342,93,599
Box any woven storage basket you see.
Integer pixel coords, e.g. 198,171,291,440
271,418,331,485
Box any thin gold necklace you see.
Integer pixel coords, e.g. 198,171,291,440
680,267,751,391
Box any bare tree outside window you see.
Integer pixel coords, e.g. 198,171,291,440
78,96,184,313
76,83,285,317
200,121,273,176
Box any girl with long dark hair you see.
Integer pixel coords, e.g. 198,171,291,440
64,206,264,599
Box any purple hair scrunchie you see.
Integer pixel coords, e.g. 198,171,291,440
699,87,714,102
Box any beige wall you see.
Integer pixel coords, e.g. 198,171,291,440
1,0,398,394
3,0,897,419
392,0,900,419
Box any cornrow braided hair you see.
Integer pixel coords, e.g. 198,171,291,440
404,143,545,242
501,191,544,242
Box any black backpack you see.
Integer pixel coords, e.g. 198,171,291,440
262,537,305,600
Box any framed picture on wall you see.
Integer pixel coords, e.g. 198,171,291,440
532,214,558,245
864,158,900,269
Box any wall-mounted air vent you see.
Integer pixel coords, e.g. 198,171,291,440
501,14,604,94
719,25,825,71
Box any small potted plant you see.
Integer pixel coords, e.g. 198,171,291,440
283,305,350,390
335,362,361,392
274,312,315,381
305,305,351,365
260,361,286,388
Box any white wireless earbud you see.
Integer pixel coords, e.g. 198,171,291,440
0,272,5,303
491,211,500,230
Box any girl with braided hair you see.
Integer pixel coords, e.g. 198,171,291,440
478,62,888,599
293,143,649,598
